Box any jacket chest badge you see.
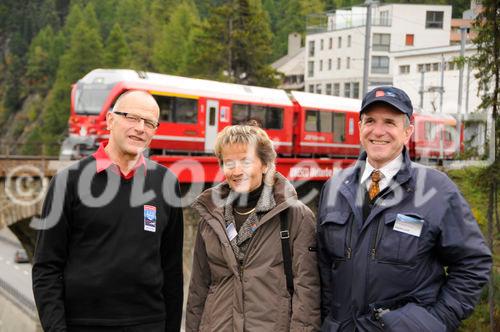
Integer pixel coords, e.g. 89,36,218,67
144,205,157,232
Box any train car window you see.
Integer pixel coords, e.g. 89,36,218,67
319,112,333,133
176,98,198,123
444,125,454,141
156,95,175,122
250,105,266,127
266,107,283,129
232,104,249,124
232,103,283,129
425,122,436,141
154,95,198,123
333,113,346,142
209,107,216,126
305,110,318,132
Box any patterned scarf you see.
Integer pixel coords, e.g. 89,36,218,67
223,184,276,263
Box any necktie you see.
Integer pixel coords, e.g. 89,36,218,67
368,170,382,200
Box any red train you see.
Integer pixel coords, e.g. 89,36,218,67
61,69,462,161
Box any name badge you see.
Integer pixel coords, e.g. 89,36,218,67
144,205,157,232
393,214,424,237
226,223,237,241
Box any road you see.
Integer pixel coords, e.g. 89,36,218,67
0,227,36,313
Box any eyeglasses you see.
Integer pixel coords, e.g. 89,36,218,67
113,111,159,130
222,159,255,170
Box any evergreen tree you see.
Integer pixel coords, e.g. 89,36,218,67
470,1,500,329
104,23,131,68
189,0,279,87
152,1,200,75
114,0,156,70
272,0,324,59
41,12,104,153
26,26,64,92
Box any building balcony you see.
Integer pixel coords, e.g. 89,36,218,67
306,12,392,34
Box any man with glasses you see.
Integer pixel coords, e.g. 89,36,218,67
33,90,184,332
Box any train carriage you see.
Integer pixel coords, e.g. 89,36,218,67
290,91,362,157
63,69,463,165
65,69,295,157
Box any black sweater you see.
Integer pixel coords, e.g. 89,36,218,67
32,156,184,331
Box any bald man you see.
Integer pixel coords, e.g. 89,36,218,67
33,91,184,332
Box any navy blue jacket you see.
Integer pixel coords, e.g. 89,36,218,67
317,149,492,332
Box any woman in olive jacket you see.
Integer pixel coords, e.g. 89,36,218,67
186,124,320,332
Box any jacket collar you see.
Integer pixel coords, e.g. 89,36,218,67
192,171,298,224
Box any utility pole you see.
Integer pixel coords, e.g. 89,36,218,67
456,27,467,152
465,61,471,114
440,54,445,113
419,70,425,110
362,0,375,96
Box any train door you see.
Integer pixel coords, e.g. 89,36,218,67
205,100,219,152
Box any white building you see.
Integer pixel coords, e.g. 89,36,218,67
393,44,480,114
304,3,452,99
271,33,305,91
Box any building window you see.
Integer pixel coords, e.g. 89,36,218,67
418,64,424,72
344,83,351,98
337,57,341,70
308,61,314,77
426,11,444,29
328,58,332,70
447,61,455,70
308,84,314,92
320,39,324,51
347,35,351,47
372,33,390,51
425,63,431,72
308,40,315,56
346,57,351,69
326,83,332,95
380,10,389,25
405,34,414,46
399,65,410,74
319,60,323,71
316,84,322,94
432,63,439,71
338,36,342,48
371,56,390,74
352,82,360,98
329,37,333,49
333,83,340,96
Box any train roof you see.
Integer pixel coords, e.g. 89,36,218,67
290,91,361,112
413,112,457,123
80,69,294,106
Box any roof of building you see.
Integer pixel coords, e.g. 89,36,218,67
271,48,305,77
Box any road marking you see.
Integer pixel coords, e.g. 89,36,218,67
0,256,3,261
5,260,11,265
14,265,19,270
23,271,29,275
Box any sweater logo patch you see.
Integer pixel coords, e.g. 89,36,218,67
144,205,157,232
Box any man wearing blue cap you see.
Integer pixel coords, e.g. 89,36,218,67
317,86,492,331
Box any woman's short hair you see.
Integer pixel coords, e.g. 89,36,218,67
214,124,277,169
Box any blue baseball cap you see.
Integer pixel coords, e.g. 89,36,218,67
360,86,413,118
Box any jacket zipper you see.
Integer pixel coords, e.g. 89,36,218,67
370,218,384,259
346,216,354,259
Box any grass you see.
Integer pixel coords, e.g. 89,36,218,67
446,166,500,331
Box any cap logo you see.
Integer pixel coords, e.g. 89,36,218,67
375,90,385,97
